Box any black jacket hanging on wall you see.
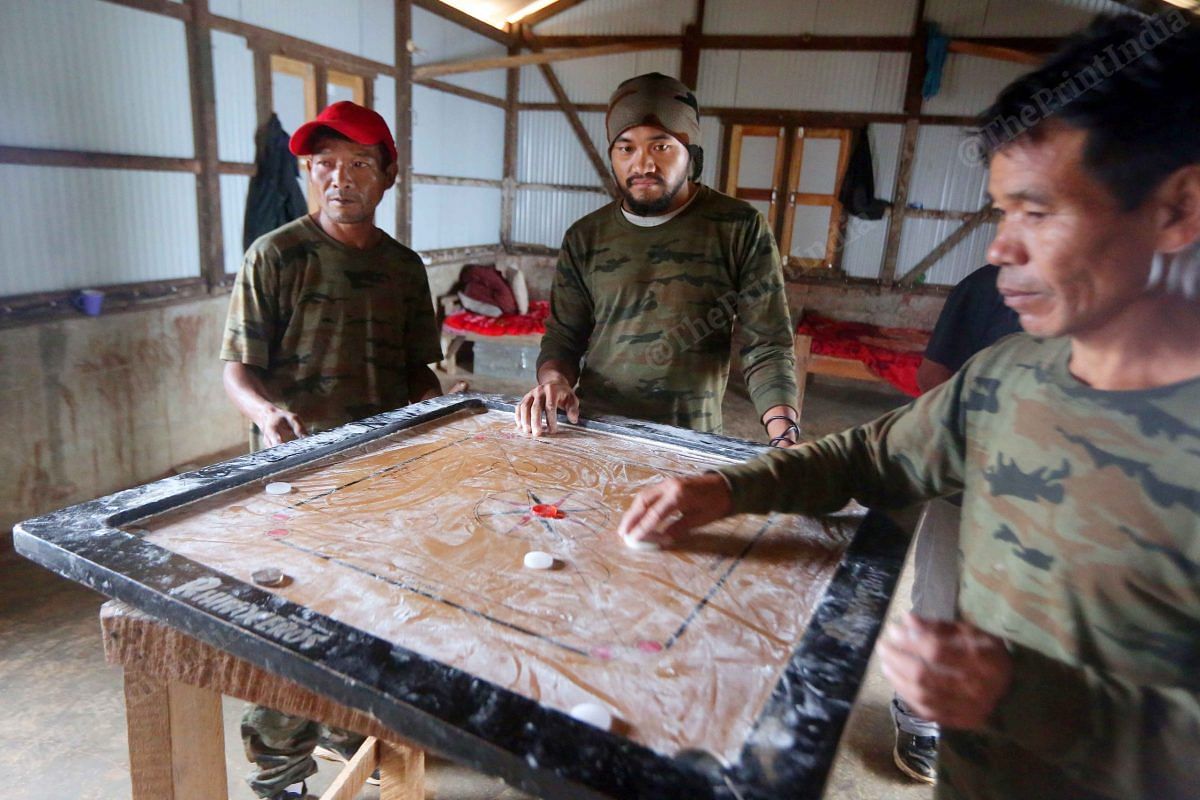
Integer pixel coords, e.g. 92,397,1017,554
838,130,890,221
243,114,308,251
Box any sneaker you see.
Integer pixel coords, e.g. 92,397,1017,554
269,781,307,800
367,769,380,786
891,697,938,784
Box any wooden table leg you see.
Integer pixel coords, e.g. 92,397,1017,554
380,739,425,800
123,668,229,800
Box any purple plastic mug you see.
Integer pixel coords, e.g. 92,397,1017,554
73,289,104,316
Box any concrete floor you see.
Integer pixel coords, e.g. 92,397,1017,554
0,369,932,800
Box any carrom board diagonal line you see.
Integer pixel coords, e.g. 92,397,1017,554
289,434,475,509
662,515,774,650
274,537,592,658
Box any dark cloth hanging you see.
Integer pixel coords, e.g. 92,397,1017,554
838,129,890,220
243,113,308,251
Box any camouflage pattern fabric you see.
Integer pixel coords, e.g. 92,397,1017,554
538,185,797,433
221,215,443,451
241,704,364,798
720,334,1200,799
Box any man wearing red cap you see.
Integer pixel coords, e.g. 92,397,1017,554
515,73,800,446
221,101,443,799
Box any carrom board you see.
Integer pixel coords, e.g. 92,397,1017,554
13,395,909,800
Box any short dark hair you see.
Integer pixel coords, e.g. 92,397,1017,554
976,12,1200,210
307,125,393,171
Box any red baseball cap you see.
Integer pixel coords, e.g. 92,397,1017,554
289,101,397,164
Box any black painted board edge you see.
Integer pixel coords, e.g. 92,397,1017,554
12,394,905,799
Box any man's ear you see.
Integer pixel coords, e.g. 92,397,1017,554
384,160,400,188
1155,164,1200,255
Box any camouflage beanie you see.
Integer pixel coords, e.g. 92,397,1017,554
605,73,701,147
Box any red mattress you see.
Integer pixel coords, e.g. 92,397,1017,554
443,300,550,337
796,313,930,397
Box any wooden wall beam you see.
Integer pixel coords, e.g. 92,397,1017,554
413,41,673,80
411,0,515,46
414,78,507,108
314,64,329,111
897,204,996,287
522,30,616,197
948,39,1043,65
880,118,919,287
186,0,224,285
211,14,396,77
530,34,682,48
0,146,200,173
412,174,504,188
680,0,705,90
519,181,606,194
253,49,273,125
700,34,911,51
396,0,413,244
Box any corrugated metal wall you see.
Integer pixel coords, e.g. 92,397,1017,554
213,31,257,164
704,0,918,36
922,55,1033,117
375,75,399,241
0,0,201,296
220,173,251,273
0,0,193,156
925,0,1127,36
698,50,909,112
897,218,997,285
519,50,681,104
210,0,395,65
412,6,506,97
0,166,200,295
518,110,608,186
533,0,694,35
411,7,505,250
841,123,903,278
513,190,610,249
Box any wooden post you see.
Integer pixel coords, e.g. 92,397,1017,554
379,739,425,800
396,0,413,244
123,669,229,800
314,63,329,111
253,48,273,125
501,40,521,250
185,0,225,285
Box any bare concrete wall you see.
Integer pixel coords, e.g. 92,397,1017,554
1,296,245,548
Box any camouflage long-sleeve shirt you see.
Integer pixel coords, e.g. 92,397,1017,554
221,215,442,451
721,334,1200,800
538,185,797,433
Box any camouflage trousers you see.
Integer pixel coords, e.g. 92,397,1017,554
241,703,365,798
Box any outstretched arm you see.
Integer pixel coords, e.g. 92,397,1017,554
222,361,306,447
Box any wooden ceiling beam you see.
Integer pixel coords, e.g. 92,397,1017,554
515,0,593,28
411,0,515,46
413,40,672,79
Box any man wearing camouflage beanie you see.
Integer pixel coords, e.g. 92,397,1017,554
516,73,800,444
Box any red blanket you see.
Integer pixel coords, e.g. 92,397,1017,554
444,300,550,337
796,314,929,397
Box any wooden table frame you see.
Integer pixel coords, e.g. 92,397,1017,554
16,394,909,800
103,600,423,800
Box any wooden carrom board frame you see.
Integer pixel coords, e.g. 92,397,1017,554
13,394,909,800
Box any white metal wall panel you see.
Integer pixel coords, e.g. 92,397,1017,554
272,72,310,143
869,123,904,202
788,206,834,260
0,0,193,157
374,74,399,241
213,32,257,164
736,135,781,189
908,126,990,212
413,86,505,179
924,0,1125,37
841,216,889,279
411,185,502,251
413,6,507,98
220,173,250,272
922,54,1032,117
512,190,609,248
518,50,681,104
896,217,997,287
797,137,841,194
210,0,395,65
0,166,200,296
517,111,609,186
533,0,694,35
700,51,908,113
705,0,916,35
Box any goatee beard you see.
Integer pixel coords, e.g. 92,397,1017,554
620,174,687,216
